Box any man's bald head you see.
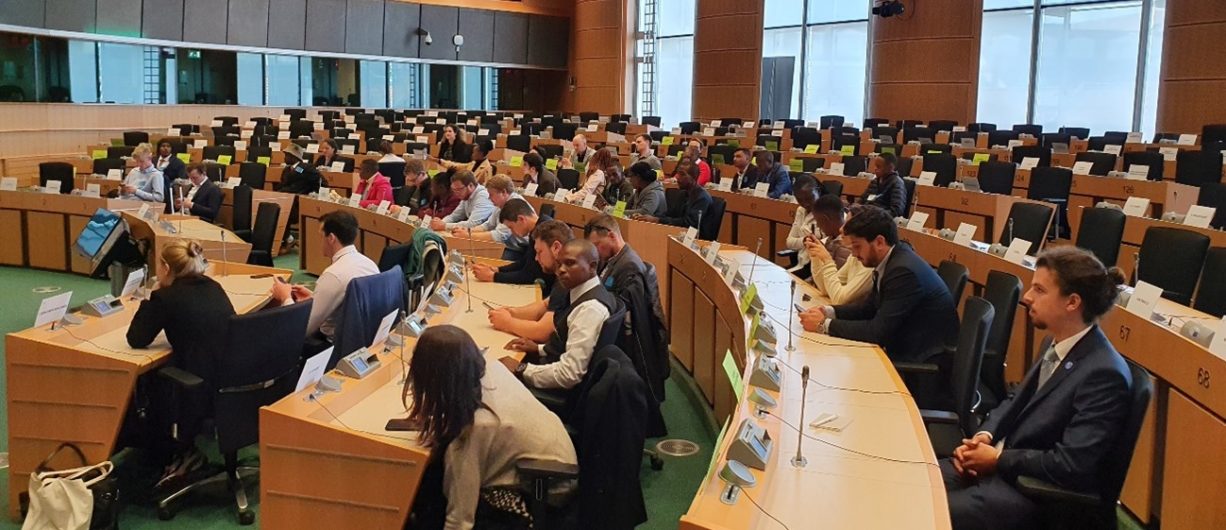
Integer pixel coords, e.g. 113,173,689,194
556,239,599,289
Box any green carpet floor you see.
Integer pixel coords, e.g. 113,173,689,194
0,255,717,529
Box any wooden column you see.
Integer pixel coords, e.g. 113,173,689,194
868,0,983,124
1155,0,1226,133
691,0,763,122
566,0,634,114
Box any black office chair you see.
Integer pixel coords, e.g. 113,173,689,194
1012,124,1043,137
1026,167,1072,240
820,115,845,129
123,131,149,146
1041,133,1072,150
700,197,726,241
1085,136,1119,152
171,123,198,136
108,145,135,159
977,161,1016,195
155,300,311,524
871,125,900,143
928,120,958,133
1192,247,1226,317
841,156,867,176
245,202,280,266
821,179,843,199
38,162,75,194
231,185,253,242
976,271,1021,414
1175,149,1223,187
203,146,236,163
937,260,969,307
663,188,686,219
863,117,890,130
641,116,662,127
244,145,272,164
903,126,936,144
1012,145,1052,168
1074,151,1117,175
506,135,531,153
1137,226,1210,306
237,163,266,190
903,297,992,456
577,111,599,123
379,162,407,189
1121,151,1164,181
214,135,240,148
1016,361,1152,530
801,157,825,173
1058,126,1090,140
832,134,860,156
922,153,958,188
329,267,409,369
1196,182,1226,229
1152,132,1180,143
1001,202,1054,256
92,157,126,176
214,116,239,127
968,122,997,133
289,121,314,139
987,130,1020,148
557,169,580,191
1074,207,1125,267
902,178,917,217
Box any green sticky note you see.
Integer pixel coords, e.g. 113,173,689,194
789,158,804,172
257,156,271,166
705,417,733,480
654,169,663,180
972,152,990,165
927,150,942,155
545,158,558,171
176,153,191,163
749,313,761,345
661,136,675,146
727,139,739,148
722,349,744,403
739,283,758,315
510,155,523,167
217,154,232,165
428,169,440,177
804,144,819,154
575,162,586,174
612,200,627,218
712,153,725,165
92,149,106,160
840,144,856,156
880,146,897,155
765,140,779,151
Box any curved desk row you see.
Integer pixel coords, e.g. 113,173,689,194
4,262,291,519
1068,205,1226,282
0,190,145,274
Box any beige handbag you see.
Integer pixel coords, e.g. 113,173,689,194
22,460,114,530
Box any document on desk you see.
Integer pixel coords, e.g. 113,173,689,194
77,326,169,363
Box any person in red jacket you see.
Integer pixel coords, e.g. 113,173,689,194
355,159,394,209
685,139,712,187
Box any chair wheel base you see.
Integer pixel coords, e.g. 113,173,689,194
650,455,664,470
157,506,175,521
238,509,255,525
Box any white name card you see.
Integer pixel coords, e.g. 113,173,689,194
683,227,699,246
278,114,290,122
376,200,391,215
167,127,179,136
716,179,733,192
1122,196,1150,217
703,127,716,136
412,126,425,134
1184,205,1216,228
347,133,361,140
1210,316,1226,357
1104,144,1122,155
225,177,241,189
1177,133,1197,146
138,203,150,218
1072,161,1095,175
905,211,929,232
34,291,73,327
234,140,248,151
1004,238,1032,265
954,222,977,246
331,161,346,173
341,145,355,155
121,269,145,298
313,122,325,131
478,129,489,136
829,162,845,176
106,169,123,181
0,177,16,191
210,120,223,127
1019,157,1039,170
397,208,412,222
582,194,598,209
420,215,432,228
1008,139,1023,149
587,124,599,132
917,171,937,187
753,182,769,198
1160,146,1178,162
704,241,721,265
1126,132,1143,144
347,195,361,208
1126,164,1149,180
1126,281,1163,319
43,180,61,194
522,181,540,197
83,184,101,198
194,139,208,148
277,131,291,140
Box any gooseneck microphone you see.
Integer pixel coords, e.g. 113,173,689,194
791,365,810,468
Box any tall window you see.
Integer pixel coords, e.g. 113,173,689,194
236,52,263,105
759,0,868,124
644,0,695,127
266,54,304,106
389,62,420,108
977,0,1162,136
97,42,147,104
359,60,388,108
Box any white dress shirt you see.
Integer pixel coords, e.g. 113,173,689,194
378,153,405,163
809,241,874,305
305,245,379,339
785,206,819,269
444,185,497,230
156,155,172,170
522,276,611,390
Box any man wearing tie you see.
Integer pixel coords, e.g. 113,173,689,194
943,246,1131,530
177,163,222,223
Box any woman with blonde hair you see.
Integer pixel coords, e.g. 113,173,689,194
127,240,236,488
565,146,617,204
120,142,166,204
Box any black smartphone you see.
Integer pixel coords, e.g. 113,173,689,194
385,417,422,432
483,301,497,310
794,304,805,314
252,273,273,279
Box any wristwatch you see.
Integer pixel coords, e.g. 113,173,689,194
513,361,528,380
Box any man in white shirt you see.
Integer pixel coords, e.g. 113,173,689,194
271,210,378,342
429,170,495,231
452,174,530,260
120,143,166,204
501,239,621,390
784,174,822,273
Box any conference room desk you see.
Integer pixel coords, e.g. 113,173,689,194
4,262,291,520
70,175,123,197
297,196,506,276
1011,170,1199,218
123,212,251,271
259,280,536,530
669,237,949,529
261,167,356,196
1068,206,1226,282
0,190,145,273
216,187,295,257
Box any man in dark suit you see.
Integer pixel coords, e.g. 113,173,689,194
471,198,554,289
631,160,711,230
178,163,222,223
278,143,323,195
942,246,1132,530
859,152,907,218
155,139,186,182
799,205,958,363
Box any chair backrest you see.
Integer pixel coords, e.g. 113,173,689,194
700,197,726,241
1202,124,1226,145
1138,226,1210,305
968,122,997,133
820,179,843,199
1121,151,1164,181
238,162,266,189
232,184,253,234
1097,361,1152,503
92,157,126,176
203,145,236,161
1196,182,1226,229
820,115,844,129
1026,166,1072,203
802,157,825,172
108,145,135,159
506,135,531,152
245,145,273,162
1074,151,1117,175
214,300,312,453
950,297,994,436
1193,247,1226,317
922,153,957,187
1074,207,1126,267
987,130,1019,148
841,155,866,176
982,271,1021,358
1011,145,1052,168
378,242,412,273
1059,126,1090,140
642,116,662,127
557,168,580,190
938,260,970,305
331,267,408,369
379,161,407,188
1175,149,1224,187
249,202,280,264
606,121,627,135
904,126,936,143
872,125,899,141
977,161,1016,195
929,120,958,132
863,117,890,129
1012,123,1043,136
538,144,564,160
123,131,149,146
38,162,75,194
902,178,917,217
171,123,197,136
1002,202,1053,256
1041,133,1071,149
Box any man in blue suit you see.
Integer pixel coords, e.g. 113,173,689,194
943,246,1132,530
799,205,958,363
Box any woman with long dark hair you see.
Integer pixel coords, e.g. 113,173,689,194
436,124,471,164
404,325,575,529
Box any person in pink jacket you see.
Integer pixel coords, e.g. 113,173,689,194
355,159,394,209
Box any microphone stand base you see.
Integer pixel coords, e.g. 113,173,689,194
790,455,808,468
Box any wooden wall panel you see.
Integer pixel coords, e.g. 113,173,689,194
868,0,982,125
566,0,630,114
691,0,763,122
1156,0,1226,133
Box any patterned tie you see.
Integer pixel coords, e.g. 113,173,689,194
1037,345,1060,390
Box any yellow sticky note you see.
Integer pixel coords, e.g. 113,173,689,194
803,144,819,154
176,153,191,163
655,169,663,180
840,145,855,155
765,140,779,151
705,417,733,480
257,156,271,166
789,158,804,172
428,169,439,177
712,153,725,165
661,136,675,146
217,154,232,165
612,200,627,218
722,349,744,402
545,158,558,171
92,149,106,160
972,152,990,165
739,283,758,315
749,313,761,343
510,155,523,167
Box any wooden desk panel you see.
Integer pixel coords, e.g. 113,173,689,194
0,209,24,265
26,211,67,270
0,191,147,275
1160,390,1226,529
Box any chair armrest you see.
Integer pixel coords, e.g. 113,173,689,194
517,458,579,480
919,409,960,424
893,362,940,375
158,366,204,389
406,273,424,290
1015,475,1102,505
529,387,570,415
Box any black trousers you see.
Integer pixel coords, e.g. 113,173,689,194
941,459,1037,530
